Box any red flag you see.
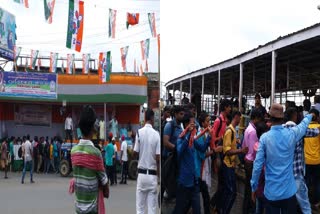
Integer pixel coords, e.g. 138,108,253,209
145,60,148,72
126,13,139,29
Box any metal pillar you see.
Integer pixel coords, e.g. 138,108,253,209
271,51,277,105
179,81,183,104
172,84,175,105
239,63,243,110
218,70,221,114
201,75,204,110
190,78,192,102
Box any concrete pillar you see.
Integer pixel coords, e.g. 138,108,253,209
271,51,277,105
239,63,243,110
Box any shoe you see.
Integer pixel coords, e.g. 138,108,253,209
120,181,124,184
31,180,35,183
21,181,24,184
123,181,127,184
4,176,8,179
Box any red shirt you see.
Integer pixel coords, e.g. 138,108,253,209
210,113,227,149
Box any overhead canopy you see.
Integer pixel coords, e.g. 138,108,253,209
166,23,320,98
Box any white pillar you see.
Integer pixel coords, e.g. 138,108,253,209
271,51,277,105
179,81,183,104
190,78,192,101
218,70,221,113
201,75,204,110
239,63,243,110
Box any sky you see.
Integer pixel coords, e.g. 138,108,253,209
160,0,320,89
1,0,160,73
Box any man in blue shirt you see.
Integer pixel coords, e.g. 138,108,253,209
174,111,207,214
251,103,315,214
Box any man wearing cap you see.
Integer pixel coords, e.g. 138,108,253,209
120,135,128,184
251,103,315,214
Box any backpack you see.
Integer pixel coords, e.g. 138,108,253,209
18,146,22,158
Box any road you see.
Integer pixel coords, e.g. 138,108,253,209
0,172,138,214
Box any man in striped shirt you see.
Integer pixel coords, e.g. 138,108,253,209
71,105,109,214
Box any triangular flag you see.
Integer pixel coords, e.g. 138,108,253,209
134,59,137,73
139,64,143,76
37,57,41,71
109,9,117,38
140,38,150,60
66,54,75,74
148,13,157,37
98,52,112,83
61,59,65,73
29,50,39,69
50,52,58,73
44,0,56,24
13,0,29,8
120,46,129,72
82,54,90,74
66,0,84,52
126,13,139,29
14,46,22,65
145,59,149,72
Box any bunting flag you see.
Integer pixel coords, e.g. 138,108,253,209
140,38,150,60
61,59,65,73
126,13,139,29
134,59,137,73
120,46,129,72
145,59,149,72
148,13,157,37
37,57,41,71
66,0,84,52
139,64,143,76
66,54,75,74
50,52,58,73
82,53,90,74
108,9,117,38
98,51,112,83
29,50,39,69
14,46,21,64
13,0,29,8
24,57,28,72
158,34,160,55
44,0,56,24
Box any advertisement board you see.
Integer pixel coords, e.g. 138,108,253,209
0,71,57,99
14,104,52,127
0,8,16,60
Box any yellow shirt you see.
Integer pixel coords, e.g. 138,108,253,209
304,122,320,165
223,125,238,167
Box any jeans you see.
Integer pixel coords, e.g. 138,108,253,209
113,161,117,184
121,161,128,182
265,195,297,214
243,161,255,214
199,179,210,214
222,163,236,214
54,156,60,173
256,196,266,214
21,160,33,182
210,158,225,211
306,164,320,204
295,175,311,214
173,183,200,214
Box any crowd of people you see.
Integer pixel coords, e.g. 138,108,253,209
161,94,320,214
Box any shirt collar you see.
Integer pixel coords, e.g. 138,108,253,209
249,121,256,129
271,124,284,130
219,113,226,121
144,123,152,128
79,139,94,146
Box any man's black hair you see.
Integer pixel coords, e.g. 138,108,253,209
303,99,311,111
256,122,268,139
232,111,241,119
250,108,264,121
26,135,30,140
186,102,196,110
172,105,185,115
79,105,97,137
145,108,155,121
309,108,319,121
220,99,231,113
198,111,208,128
270,117,283,123
182,110,194,128
284,107,297,122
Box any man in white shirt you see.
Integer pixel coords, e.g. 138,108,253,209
134,109,160,214
120,135,128,184
21,135,34,184
99,117,105,143
65,114,73,143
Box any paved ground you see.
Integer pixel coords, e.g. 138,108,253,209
0,172,140,214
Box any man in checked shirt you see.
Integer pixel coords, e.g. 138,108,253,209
283,107,320,214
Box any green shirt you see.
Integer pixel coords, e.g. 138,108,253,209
9,141,14,156
104,144,114,166
71,139,108,214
